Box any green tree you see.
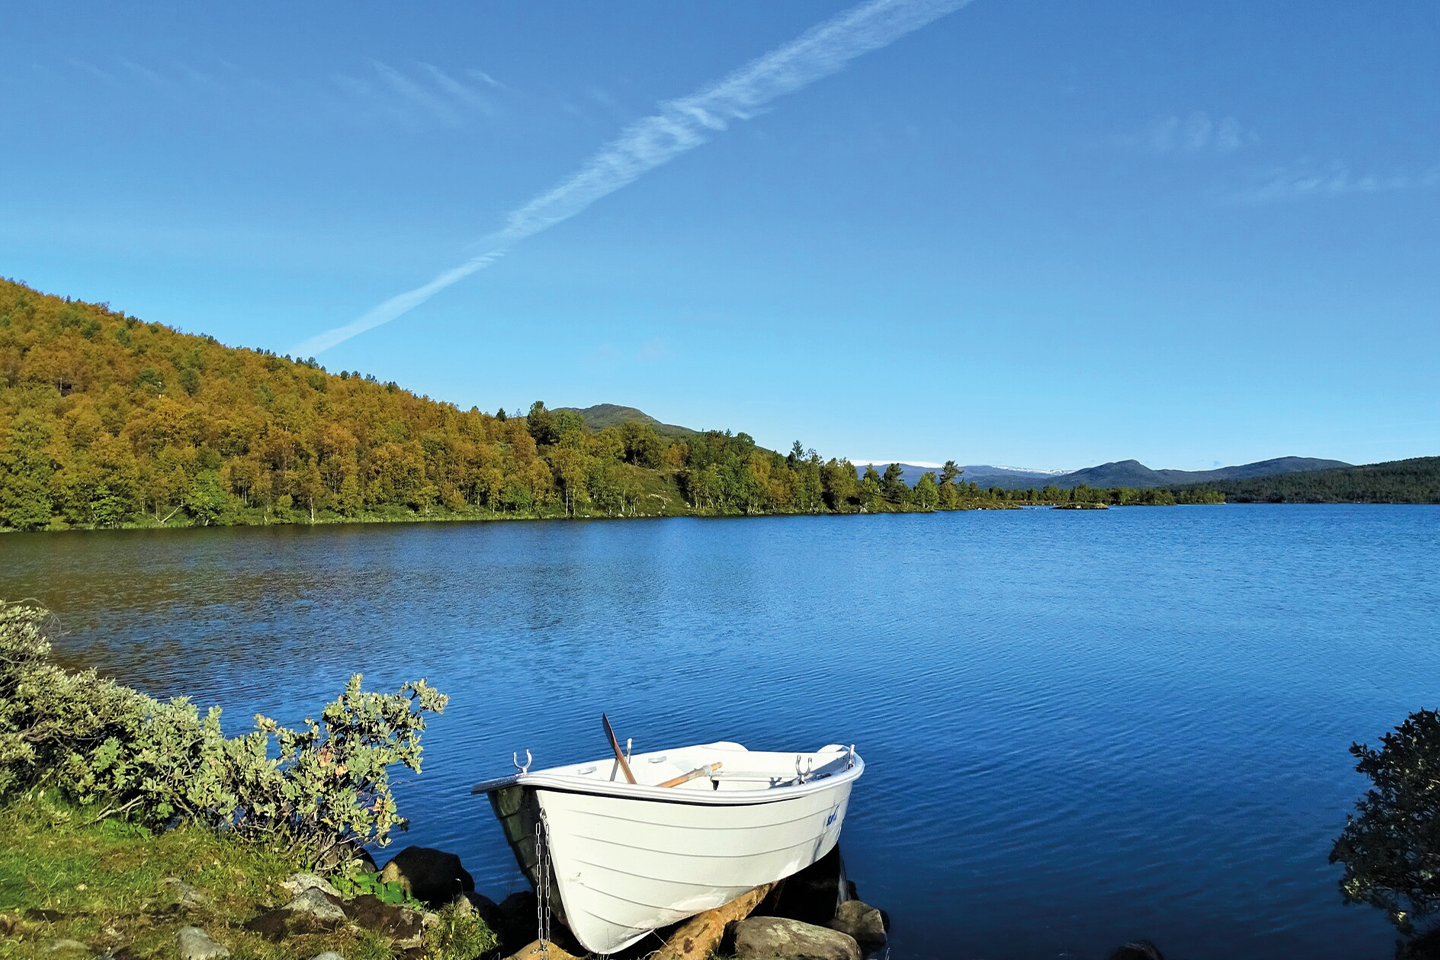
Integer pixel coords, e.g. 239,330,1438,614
1331,708,1440,938
914,472,939,510
526,401,553,445
881,463,907,503
0,411,55,530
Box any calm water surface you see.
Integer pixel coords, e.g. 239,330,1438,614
3,505,1438,959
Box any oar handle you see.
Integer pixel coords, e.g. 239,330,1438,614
657,762,723,789
602,713,637,784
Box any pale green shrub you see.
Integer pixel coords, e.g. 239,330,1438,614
1,599,448,867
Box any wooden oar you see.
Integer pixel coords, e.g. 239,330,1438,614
657,762,722,789
601,712,636,784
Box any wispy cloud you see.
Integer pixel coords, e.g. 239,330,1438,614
119,58,167,89
637,337,674,362
67,58,115,84
1116,111,1256,156
1230,160,1440,204
326,61,503,128
174,62,217,86
366,59,465,127
58,53,505,131
468,69,504,89
420,63,497,115
292,0,975,357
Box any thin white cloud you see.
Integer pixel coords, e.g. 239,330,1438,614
419,63,497,115
369,59,462,127
120,58,166,89
1230,160,1440,204
174,62,217,86
468,69,504,89
1215,116,1243,153
292,0,975,357
68,58,115,84
328,61,503,128
1183,111,1212,151
637,338,674,362
850,460,944,468
1117,111,1255,156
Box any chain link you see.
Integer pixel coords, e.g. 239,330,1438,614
534,810,552,955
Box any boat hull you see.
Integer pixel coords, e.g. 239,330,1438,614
483,744,861,954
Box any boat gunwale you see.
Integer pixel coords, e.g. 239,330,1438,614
471,751,863,806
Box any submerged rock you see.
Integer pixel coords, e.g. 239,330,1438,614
379,846,475,906
730,917,862,960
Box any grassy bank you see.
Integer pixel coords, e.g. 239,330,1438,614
0,792,411,960
1,599,495,959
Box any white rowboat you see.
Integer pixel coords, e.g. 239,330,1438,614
471,740,864,955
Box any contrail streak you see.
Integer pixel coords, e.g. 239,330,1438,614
292,0,973,357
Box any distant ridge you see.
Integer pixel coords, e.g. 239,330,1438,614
556,403,697,440
882,457,1352,490
549,403,1356,492
1194,456,1440,503
1054,456,1351,490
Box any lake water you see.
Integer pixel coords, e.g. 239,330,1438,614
3,505,1438,959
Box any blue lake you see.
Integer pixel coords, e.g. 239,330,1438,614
3,505,1438,959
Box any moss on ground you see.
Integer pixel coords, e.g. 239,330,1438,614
0,793,488,960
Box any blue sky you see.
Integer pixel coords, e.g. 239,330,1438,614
4,1,1437,471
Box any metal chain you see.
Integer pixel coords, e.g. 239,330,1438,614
534,811,552,955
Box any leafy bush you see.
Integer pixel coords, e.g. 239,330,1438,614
330,869,420,906
1,599,448,868
1331,708,1440,935
423,905,500,960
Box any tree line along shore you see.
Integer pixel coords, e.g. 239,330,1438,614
0,277,1235,533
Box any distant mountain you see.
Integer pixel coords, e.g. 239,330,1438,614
1196,456,1440,504
854,463,1063,487
961,464,1068,486
1054,456,1351,490
551,407,1354,494
940,456,1353,491
556,403,698,440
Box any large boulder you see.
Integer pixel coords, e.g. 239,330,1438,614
244,889,423,944
494,890,539,952
453,890,505,934
764,846,852,926
503,940,583,960
730,917,862,960
379,846,475,906
279,873,340,899
826,900,887,949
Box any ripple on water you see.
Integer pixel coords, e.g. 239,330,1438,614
2,506,1436,959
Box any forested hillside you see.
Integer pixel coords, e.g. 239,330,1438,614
0,279,994,530
1187,457,1440,503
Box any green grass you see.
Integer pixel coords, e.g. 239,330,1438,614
0,793,481,960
